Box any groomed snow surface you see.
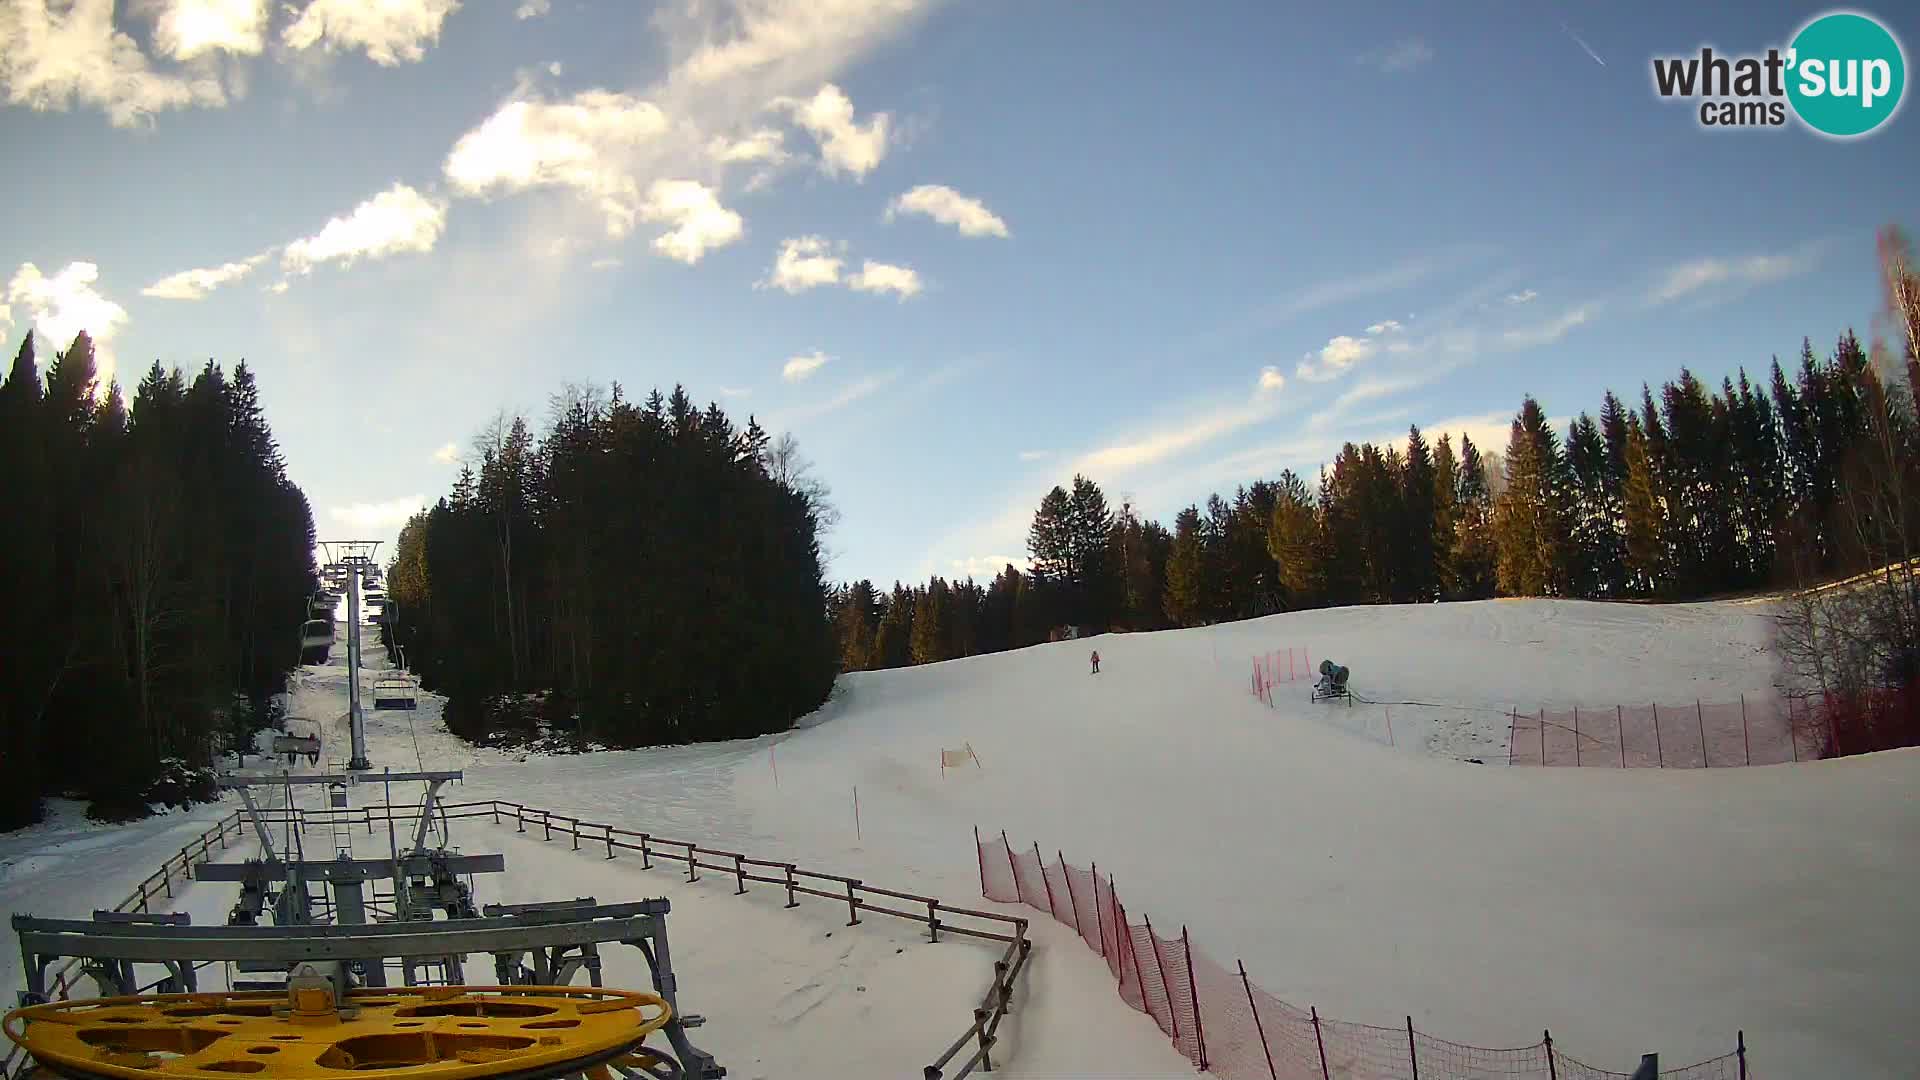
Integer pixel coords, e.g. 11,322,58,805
3,597,1916,1078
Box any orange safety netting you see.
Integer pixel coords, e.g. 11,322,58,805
1508,696,1825,768
977,830,1749,1080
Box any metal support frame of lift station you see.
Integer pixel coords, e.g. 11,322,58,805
318,540,381,770
220,770,464,862
11,900,724,1078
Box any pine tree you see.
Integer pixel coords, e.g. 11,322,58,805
1267,471,1322,608
1493,397,1571,596
836,580,880,671
1400,426,1438,602
1164,506,1209,626
1452,434,1498,598
1027,486,1074,614
1431,434,1459,598
1623,417,1665,594
1564,412,1619,596
1066,475,1117,628
0,335,51,826
911,577,953,664
871,585,915,669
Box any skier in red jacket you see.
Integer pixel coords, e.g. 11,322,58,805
1089,650,1101,675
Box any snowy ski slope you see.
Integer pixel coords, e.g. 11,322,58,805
4,597,1916,1077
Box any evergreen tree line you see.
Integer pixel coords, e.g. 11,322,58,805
833,239,1920,677
382,384,839,748
0,332,318,828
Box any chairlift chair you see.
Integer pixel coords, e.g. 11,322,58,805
372,675,418,711
300,619,334,665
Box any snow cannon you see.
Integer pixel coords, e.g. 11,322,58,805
1310,659,1351,706
2,981,689,1080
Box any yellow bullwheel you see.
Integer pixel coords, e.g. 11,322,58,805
4,978,683,1080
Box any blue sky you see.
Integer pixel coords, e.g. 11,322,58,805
2,0,1915,587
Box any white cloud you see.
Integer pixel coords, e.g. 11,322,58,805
1649,253,1813,305
707,128,789,164
951,554,1028,579
328,496,427,529
847,259,919,297
1504,289,1538,305
639,179,743,264
147,0,268,60
589,256,621,270
673,0,927,87
424,0,926,281
1364,319,1403,335
444,89,669,238
280,0,460,66
1017,450,1050,462
1415,411,1530,461
1075,398,1279,476
6,260,129,390
774,83,888,179
1258,366,1287,393
762,235,842,292
282,183,447,274
546,60,562,77
266,280,289,294
1501,306,1591,348
431,441,459,464
515,0,548,19
886,184,1009,238
141,252,269,299
767,369,899,427
1296,334,1377,382
1359,38,1433,73
0,0,226,126
782,349,830,382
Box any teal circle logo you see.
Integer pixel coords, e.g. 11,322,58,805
1786,11,1906,137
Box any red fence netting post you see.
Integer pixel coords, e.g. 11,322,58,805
1698,699,1708,768
1090,861,1106,957
975,827,986,895
1123,890,1151,1009
1059,851,1081,933
1618,705,1626,768
1036,842,1058,921
1407,1015,1420,1079
1574,706,1580,767
1653,703,1664,766
1508,708,1517,766
1001,830,1018,897
1539,708,1546,766
1545,1030,1557,1080
1143,915,1180,1042
1310,1005,1331,1080
1738,1030,1747,1080
1238,961,1280,1080
1182,926,1206,1069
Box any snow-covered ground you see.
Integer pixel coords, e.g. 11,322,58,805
6,598,1917,1078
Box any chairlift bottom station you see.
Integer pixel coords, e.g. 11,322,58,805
4,770,727,1080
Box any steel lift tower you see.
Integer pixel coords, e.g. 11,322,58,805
319,541,381,771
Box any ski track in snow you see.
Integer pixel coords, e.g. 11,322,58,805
6,598,1917,1078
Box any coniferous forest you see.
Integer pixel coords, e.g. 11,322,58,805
833,228,1920,696
0,332,318,829
382,384,839,749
